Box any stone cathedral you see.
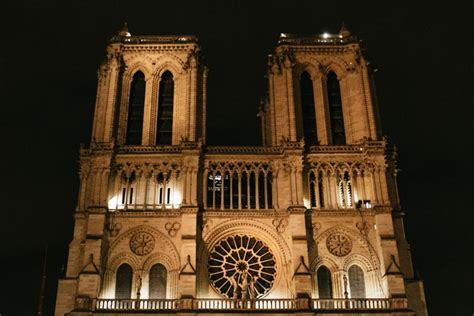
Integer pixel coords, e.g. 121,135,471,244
55,25,428,315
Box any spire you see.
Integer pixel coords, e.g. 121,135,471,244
339,22,351,38
118,22,131,37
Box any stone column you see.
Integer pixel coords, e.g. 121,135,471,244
328,170,338,209
188,57,198,141
283,57,297,141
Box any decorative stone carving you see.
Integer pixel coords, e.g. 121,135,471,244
272,218,288,233
202,218,213,234
326,233,352,257
165,222,181,237
312,222,322,240
109,223,122,237
129,232,155,256
208,235,276,299
356,221,369,236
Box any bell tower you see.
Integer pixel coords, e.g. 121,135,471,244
91,23,207,146
261,26,381,146
55,25,207,316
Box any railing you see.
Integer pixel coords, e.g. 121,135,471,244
109,35,199,45
206,146,283,154
118,145,181,154
277,33,359,46
90,298,408,312
193,298,296,310
112,203,179,211
95,299,178,311
309,144,363,153
312,298,400,310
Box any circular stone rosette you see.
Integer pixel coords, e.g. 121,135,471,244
326,233,352,257
208,235,277,299
129,232,155,256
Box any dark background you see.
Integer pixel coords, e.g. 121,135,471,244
0,1,471,315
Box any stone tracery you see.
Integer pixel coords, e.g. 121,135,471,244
208,235,277,299
204,161,274,210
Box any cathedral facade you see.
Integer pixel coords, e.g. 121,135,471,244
55,25,428,315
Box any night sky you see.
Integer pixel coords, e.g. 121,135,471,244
0,1,471,315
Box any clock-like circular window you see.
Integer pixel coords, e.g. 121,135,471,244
326,233,352,257
208,235,276,299
129,232,155,256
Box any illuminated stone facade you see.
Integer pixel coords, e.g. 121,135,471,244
55,25,428,315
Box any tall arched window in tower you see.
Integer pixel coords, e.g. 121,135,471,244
309,172,317,208
327,72,346,145
206,172,214,208
318,170,325,208
317,265,333,298
348,265,366,298
337,171,353,208
115,263,133,299
266,172,273,208
223,171,231,209
149,263,167,299
156,71,174,145
300,72,318,145
309,170,325,208
126,71,146,145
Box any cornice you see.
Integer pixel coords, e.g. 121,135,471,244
312,209,376,217
203,209,284,218
110,211,181,218
109,35,199,45
205,146,283,155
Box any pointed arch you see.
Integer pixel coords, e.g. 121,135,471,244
337,170,353,208
348,264,366,298
315,226,381,271
320,59,347,79
149,263,167,299
300,71,318,145
316,265,333,298
125,62,153,80
156,70,174,145
108,225,181,271
125,71,146,145
153,55,187,77
115,263,133,299
326,71,346,145
310,255,339,273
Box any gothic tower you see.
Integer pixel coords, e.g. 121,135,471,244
55,25,427,315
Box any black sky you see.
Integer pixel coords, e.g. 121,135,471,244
0,1,472,315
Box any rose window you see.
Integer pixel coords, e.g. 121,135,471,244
208,235,276,299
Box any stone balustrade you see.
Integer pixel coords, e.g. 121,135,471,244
84,297,408,312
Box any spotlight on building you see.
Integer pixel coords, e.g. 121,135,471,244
356,200,372,209
364,200,371,209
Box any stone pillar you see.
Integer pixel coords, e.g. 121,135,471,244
283,56,297,141
289,207,310,298
188,56,198,141
332,270,346,298
141,74,154,145
179,210,197,298
328,171,338,209
314,73,330,145
91,51,121,143
375,213,406,298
